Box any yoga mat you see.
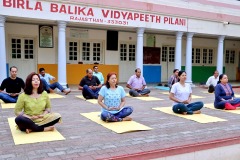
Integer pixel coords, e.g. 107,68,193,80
76,95,98,104
205,103,240,114
81,112,152,133
8,117,65,145
160,92,204,99
0,100,15,109
152,107,226,123
235,94,240,98
191,95,205,99
201,91,214,94
48,93,65,99
126,94,163,101
154,86,170,91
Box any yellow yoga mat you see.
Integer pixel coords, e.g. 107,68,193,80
191,95,205,99
48,93,65,99
160,93,205,99
8,117,65,145
152,107,226,123
235,94,240,98
76,95,98,104
201,91,214,94
205,103,240,114
0,100,16,109
81,112,152,133
126,94,163,101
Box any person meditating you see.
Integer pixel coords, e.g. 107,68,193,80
14,72,61,133
98,72,133,122
169,70,203,115
214,74,240,110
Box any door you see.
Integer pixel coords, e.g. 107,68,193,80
8,37,36,80
119,43,136,82
161,46,175,82
225,49,237,80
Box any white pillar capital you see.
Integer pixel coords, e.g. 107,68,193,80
186,32,194,38
137,27,145,35
176,31,183,38
0,15,6,27
218,35,225,42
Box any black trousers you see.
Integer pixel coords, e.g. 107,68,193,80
15,115,60,132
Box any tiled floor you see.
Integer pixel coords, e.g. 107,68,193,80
1,85,240,159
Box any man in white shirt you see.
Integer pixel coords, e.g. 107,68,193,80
39,68,71,95
206,70,219,93
93,66,104,84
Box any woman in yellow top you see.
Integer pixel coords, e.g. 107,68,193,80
15,72,61,133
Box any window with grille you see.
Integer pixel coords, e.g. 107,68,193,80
120,43,135,61
11,38,34,59
203,49,207,64
225,50,230,63
68,41,103,63
195,48,201,63
192,48,194,63
69,42,78,61
208,49,213,64
230,50,235,64
169,47,175,62
24,39,34,59
11,38,22,59
162,46,167,62
82,42,90,61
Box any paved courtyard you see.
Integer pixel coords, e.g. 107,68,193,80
1,84,240,160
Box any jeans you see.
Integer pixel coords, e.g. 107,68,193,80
172,101,203,114
0,92,18,103
129,89,151,97
214,98,240,109
41,78,64,92
101,106,133,122
82,85,100,99
15,115,60,132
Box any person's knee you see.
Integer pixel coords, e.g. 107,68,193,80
15,115,24,125
100,112,108,121
83,85,89,90
126,106,133,114
197,101,204,108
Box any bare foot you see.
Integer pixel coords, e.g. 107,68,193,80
193,110,201,114
49,89,55,93
63,89,71,95
44,126,55,132
182,112,187,115
26,129,32,134
122,117,132,121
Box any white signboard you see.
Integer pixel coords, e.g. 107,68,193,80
0,0,188,31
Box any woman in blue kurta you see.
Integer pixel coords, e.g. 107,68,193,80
214,74,240,110
98,72,133,122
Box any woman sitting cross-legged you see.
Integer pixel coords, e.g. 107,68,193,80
14,72,61,133
169,70,204,115
214,74,240,110
98,72,133,122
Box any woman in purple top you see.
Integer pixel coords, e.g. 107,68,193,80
214,74,240,110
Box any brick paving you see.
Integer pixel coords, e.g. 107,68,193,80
1,84,240,159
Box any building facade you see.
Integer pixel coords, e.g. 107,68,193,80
1,0,240,85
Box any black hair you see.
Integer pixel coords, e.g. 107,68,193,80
173,69,179,73
93,66,98,69
10,66,18,71
217,74,226,84
178,70,186,77
39,68,45,72
135,68,140,73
